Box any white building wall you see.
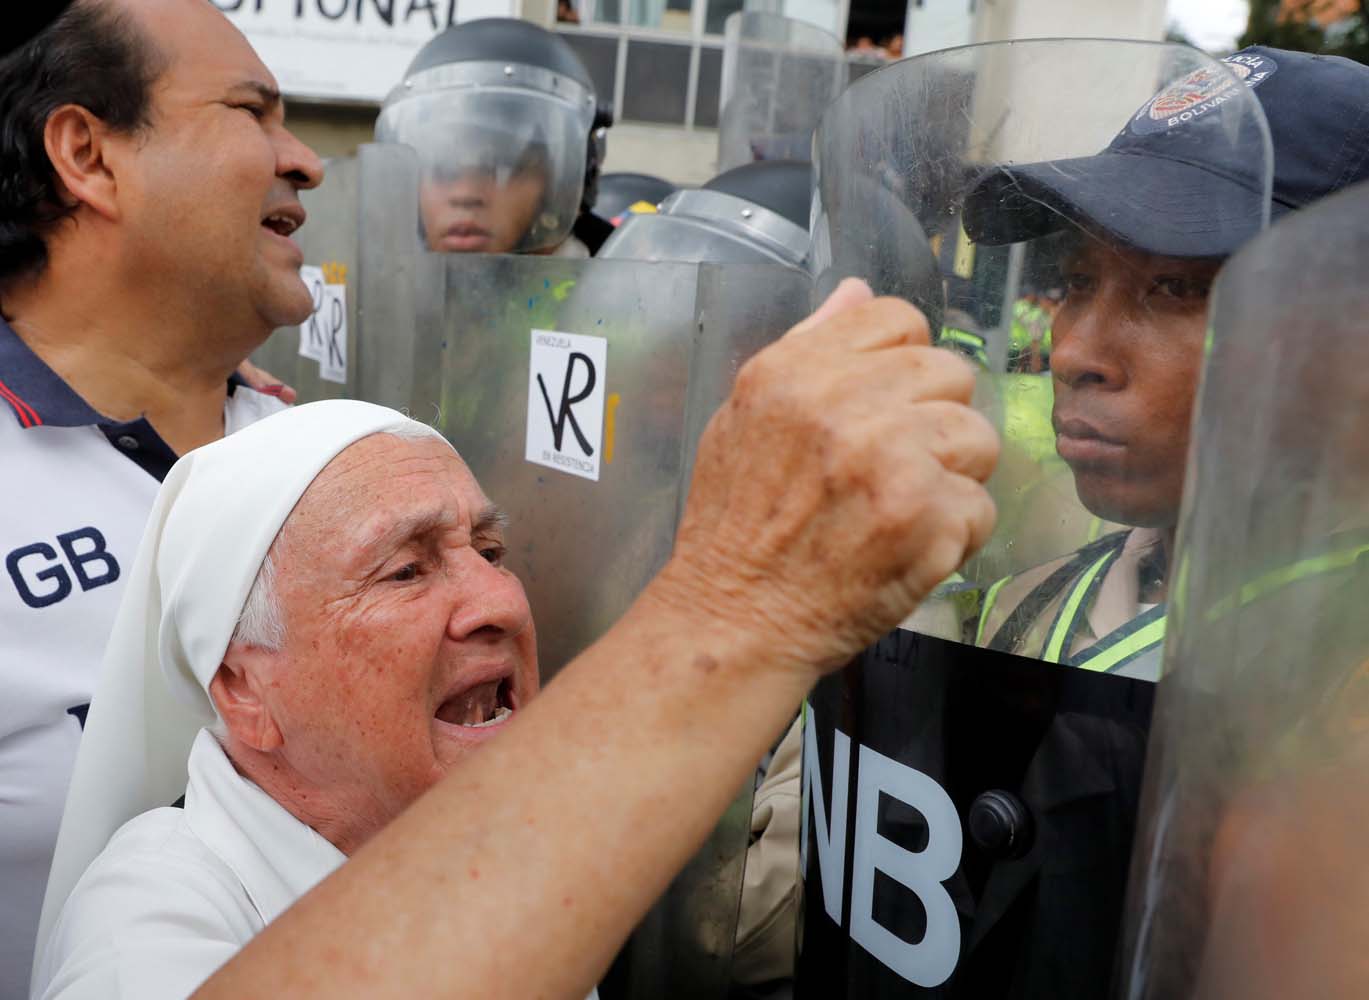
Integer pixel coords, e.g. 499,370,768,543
902,0,1168,60
904,0,977,58
973,0,1168,44
601,123,722,184
778,0,844,36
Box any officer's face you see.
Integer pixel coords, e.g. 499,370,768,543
1050,236,1220,528
113,0,323,345
419,165,547,254
221,433,539,850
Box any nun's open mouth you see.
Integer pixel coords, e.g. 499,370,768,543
434,676,517,730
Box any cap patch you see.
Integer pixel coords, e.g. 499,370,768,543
1129,52,1278,136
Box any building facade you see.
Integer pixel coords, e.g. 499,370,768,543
217,0,1167,186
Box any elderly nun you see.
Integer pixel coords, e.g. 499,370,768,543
31,400,575,999
28,280,1000,999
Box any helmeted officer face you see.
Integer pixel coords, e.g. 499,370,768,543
1049,235,1221,529
419,163,549,255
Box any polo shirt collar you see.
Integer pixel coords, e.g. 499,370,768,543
183,730,346,926
0,317,249,430
0,317,102,428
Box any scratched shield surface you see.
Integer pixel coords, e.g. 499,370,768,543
1115,181,1369,1000
797,40,1272,998
255,140,817,999
253,142,445,414
440,255,810,1000
260,140,816,682
438,255,810,680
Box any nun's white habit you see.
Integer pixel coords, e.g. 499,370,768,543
31,401,449,1000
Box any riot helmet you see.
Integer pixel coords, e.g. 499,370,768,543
598,160,812,268
376,19,613,255
593,172,678,226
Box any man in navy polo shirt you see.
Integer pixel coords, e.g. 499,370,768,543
0,0,324,990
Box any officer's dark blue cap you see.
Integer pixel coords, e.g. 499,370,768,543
965,47,1369,258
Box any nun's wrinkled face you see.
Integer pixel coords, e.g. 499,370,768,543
215,432,538,851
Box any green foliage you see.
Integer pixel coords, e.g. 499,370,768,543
1240,0,1369,64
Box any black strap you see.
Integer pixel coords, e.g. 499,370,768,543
1042,541,1129,662
986,530,1131,655
573,212,615,256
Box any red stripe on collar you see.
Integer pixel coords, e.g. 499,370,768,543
0,377,40,427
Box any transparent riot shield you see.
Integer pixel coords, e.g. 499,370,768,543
798,41,1272,997
436,251,812,999
1114,181,1369,1000
717,11,847,171
251,143,444,418
598,187,812,268
257,142,812,996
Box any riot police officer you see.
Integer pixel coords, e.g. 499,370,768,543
375,18,615,257
598,160,812,269
788,40,1369,1000
970,46,1369,680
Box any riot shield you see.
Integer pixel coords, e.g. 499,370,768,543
265,134,814,996
436,252,813,999
1113,181,1369,1000
717,11,847,172
798,41,1272,997
251,143,445,418
598,187,811,268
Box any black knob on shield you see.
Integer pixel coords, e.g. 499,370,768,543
967,789,1034,860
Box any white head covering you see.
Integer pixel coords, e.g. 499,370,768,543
35,399,449,968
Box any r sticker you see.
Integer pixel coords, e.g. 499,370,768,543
298,265,326,362
526,329,608,482
298,263,348,385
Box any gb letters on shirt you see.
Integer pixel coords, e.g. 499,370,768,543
1,420,159,737
6,526,120,609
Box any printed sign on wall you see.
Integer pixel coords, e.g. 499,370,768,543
211,0,518,103
525,329,608,481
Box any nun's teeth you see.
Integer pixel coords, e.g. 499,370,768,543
463,706,512,729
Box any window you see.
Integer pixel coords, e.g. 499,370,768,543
554,0,863,129
623,40,693,122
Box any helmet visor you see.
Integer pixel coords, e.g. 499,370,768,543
378,65,594,254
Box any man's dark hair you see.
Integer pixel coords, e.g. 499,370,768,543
0,0,166,286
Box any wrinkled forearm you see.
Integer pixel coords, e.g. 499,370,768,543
194,563,816,1000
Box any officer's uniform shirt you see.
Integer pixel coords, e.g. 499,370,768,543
0,321,285,995
34,730,602,1000
975,527,1165,681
